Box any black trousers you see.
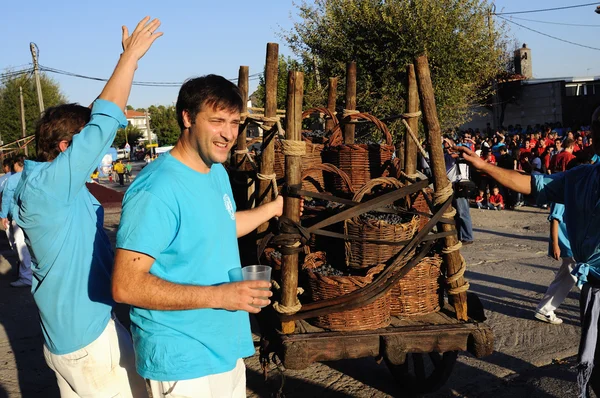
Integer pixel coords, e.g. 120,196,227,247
118,173,124,186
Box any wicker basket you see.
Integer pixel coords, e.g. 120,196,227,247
344,178,419,269
390,256,442,316
273,107,340,183
324,113,395,192
301,163,354,197
303,252,391,331
411,188,433,231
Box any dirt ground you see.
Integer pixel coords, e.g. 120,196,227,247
0,204,591,397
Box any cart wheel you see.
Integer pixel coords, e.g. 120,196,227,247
385,351,458,394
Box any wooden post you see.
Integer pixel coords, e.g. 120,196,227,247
414,54,468,321
257,43,279,235
19,86,28,156
325,77,338,132
405,64,419,175
236,66,249,168
281,71,304,334
343,62,357,144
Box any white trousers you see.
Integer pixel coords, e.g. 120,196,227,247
149,358,246,398
43,317,148,398
9,220,32,283
536,257,577,315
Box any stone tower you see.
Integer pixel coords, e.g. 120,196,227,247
514,43,532,79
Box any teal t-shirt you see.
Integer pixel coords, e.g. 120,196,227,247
116,153,254,381
14,99,127,354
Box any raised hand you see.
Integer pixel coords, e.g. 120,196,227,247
454,146,487,171
121,16,163,62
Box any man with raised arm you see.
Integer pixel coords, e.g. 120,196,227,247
112,75,285,397
13,17,162,397
455,109,600,397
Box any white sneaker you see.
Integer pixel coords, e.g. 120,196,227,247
534,311,563,325
10,279,31,288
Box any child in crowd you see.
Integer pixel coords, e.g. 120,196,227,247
475,190,485,209
488,186,504,210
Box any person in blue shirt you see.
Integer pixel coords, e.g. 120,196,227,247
534,203,576,324
0,154,32,287
13,16,162,397
0,158,15,255
456,109,600,396
112,75,287,397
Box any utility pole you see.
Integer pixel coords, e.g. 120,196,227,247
19,86,28,156
30,43,45,115
145,111,152,156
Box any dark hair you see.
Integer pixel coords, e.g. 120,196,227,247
175,75,243,131
562,137,575,149
12,154,26,170
36,104,91,162
2,158,12,168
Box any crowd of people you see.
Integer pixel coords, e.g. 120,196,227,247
445,125,596,210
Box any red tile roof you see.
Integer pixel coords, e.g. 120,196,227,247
125,109,146,118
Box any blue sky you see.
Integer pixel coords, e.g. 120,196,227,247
2,0,600,108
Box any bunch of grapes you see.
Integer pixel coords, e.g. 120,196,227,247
359,210,409,225
311,263,346,277
303,130,327,139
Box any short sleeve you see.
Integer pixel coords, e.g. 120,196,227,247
117,190,178,259
548,203,565,223
532,173,566,205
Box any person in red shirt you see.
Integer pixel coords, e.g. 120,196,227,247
552,138,576,173
475,190,485,209
488,186,504,210
574,135,584,152
519,140,532,171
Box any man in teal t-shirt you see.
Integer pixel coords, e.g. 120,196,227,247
113,75,284,397
14,17,162,397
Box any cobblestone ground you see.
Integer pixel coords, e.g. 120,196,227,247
0,205,593,397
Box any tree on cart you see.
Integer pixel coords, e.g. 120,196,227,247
284,0,508,129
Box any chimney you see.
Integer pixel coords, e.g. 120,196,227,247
514,43,532,79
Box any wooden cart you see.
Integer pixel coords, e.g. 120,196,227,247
232,44,494,395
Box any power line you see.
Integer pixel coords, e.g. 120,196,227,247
510,15,600,27
0,68,33,81
39,65,262,87
495,2,600,16
498,15,600,51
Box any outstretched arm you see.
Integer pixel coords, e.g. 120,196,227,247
455,146,533,195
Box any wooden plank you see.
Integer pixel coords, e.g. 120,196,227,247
281,71,304,334
343,62,357,144
414,54,468,321
257,43,279,235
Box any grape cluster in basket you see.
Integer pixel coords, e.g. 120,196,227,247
358,209,410,225
311,263,346,277
303,129,327,139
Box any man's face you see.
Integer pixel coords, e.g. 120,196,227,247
525,141,531,149
184,105,240,170
2,165,9,174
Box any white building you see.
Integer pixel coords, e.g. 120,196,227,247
125,109,155,142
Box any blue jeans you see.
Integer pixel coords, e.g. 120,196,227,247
454,197,474,242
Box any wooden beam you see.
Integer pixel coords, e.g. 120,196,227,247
405,64,419,175
257,43,279,235
325,77,338,132
235,66,249,168
414,54,468,321
280,71,304,334
343,62,357,144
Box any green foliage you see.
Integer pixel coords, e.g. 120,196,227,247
283,0,508,133
252,55,326,110
113,123,144,148
0,72,66,146
148,105,180,146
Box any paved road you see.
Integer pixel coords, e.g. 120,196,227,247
0,200,594,397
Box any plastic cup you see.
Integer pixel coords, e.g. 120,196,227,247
242,265,272,308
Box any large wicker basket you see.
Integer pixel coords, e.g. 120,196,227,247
324,113,395,192
344,178,419,269
390,256,442,316
274,107,339,183
303,252,391,331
